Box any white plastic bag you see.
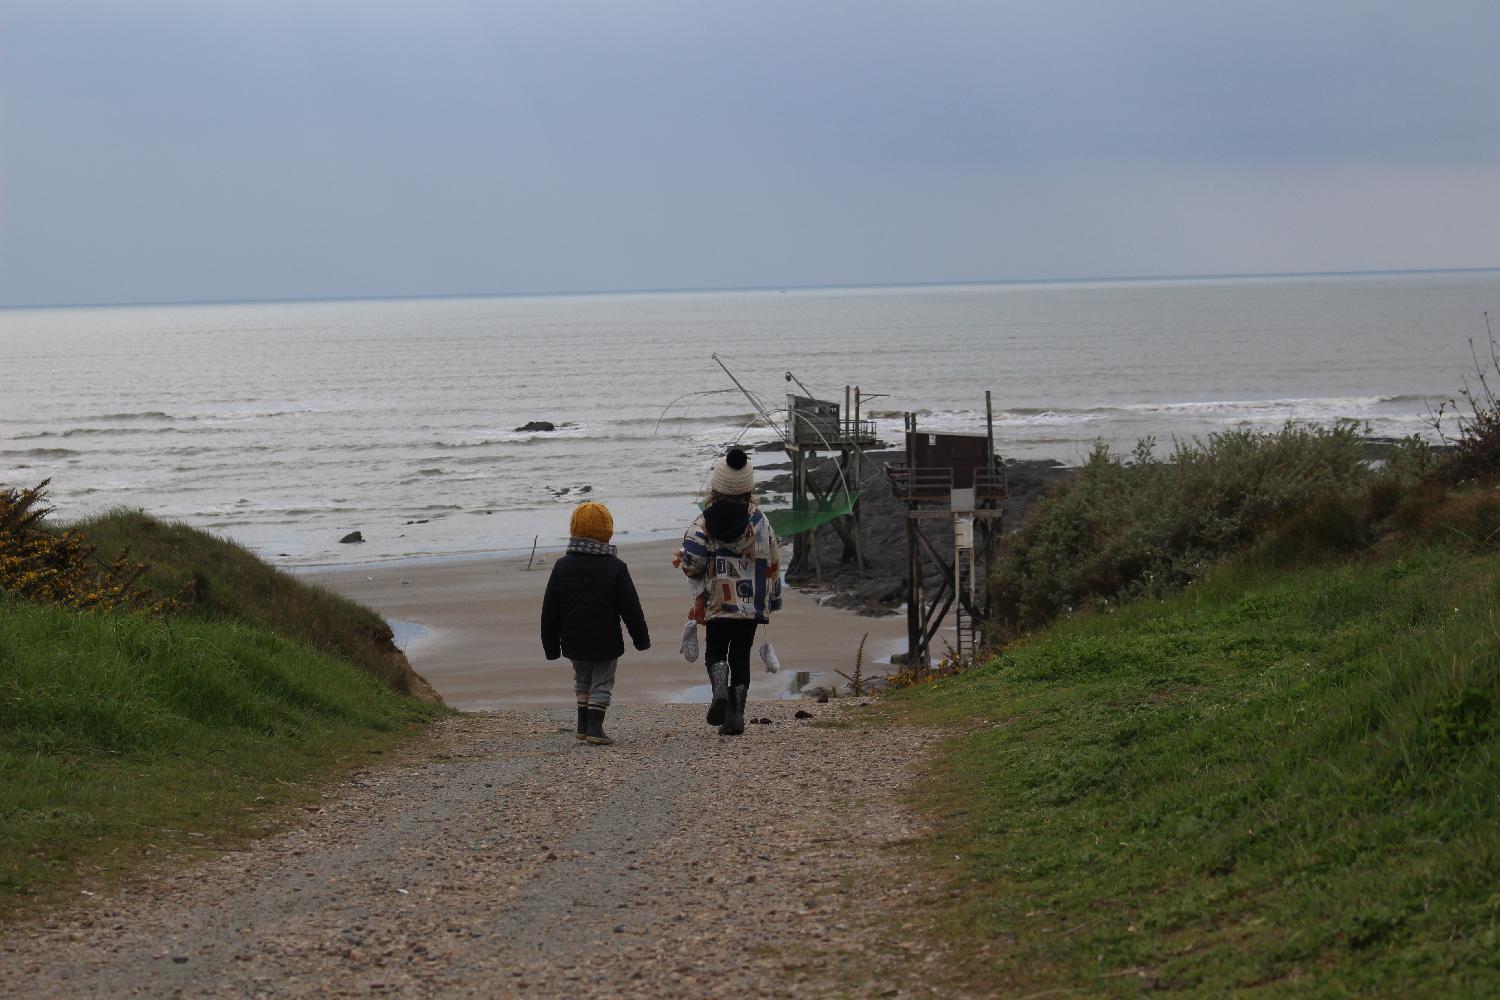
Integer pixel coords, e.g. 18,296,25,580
680,621,700,663
759,640,780,673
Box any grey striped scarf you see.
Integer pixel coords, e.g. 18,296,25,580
567,536,617,556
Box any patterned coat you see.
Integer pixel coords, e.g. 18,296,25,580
680,503,783,623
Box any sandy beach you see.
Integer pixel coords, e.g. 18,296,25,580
309,540,906,709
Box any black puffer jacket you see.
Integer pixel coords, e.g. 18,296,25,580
540,551,650,662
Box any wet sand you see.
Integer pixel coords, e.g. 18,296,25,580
308,541,906,709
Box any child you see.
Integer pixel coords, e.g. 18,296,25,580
678,448,782,736
540,501,650,745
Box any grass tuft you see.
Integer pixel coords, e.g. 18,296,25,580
73,508,435,699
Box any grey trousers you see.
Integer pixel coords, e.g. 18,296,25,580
571,658,618,709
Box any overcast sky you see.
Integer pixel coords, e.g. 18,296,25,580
2,0,1497,306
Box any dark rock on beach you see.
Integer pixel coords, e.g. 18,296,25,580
515,420,556,433
339,530,365,544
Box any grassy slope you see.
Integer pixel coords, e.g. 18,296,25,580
75,509,438,701
895,542,1500,995
0,600,440,917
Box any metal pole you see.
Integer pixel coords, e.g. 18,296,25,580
986,389,995,472
811,456,824,586
852,384,865,576
785,369,814,399
791,446,806,574
714,353,788,443
907,512,921,668
954,513,962,656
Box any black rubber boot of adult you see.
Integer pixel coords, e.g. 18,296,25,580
585,707,614,746
719,684,748,736
575,704,588,741
706,661,730,726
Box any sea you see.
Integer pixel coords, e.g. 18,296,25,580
2,270,1496,567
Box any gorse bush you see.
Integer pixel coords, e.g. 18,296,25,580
0,480,174,615
991,422,1375,635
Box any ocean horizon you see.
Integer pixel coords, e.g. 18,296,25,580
5,265,1497,312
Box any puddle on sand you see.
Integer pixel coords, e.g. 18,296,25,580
387,618,429,651
668,667,888,704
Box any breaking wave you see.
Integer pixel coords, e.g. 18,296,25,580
0,447,81,458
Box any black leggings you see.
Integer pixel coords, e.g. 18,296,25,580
705,619,758,688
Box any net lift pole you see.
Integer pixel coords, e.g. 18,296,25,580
711,355,878,586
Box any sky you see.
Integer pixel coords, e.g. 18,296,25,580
2,0,1498,307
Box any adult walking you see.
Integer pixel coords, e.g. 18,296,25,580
679,447,782,736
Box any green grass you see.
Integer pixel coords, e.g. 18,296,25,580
75,509,434,699
0,599,440,917
894,543,1500,995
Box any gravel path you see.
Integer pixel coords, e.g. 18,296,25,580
1,701,941,998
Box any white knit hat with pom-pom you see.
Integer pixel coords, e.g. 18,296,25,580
711,448,755,496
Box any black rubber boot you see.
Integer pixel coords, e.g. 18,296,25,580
585,707,614,746
706,661,730,726
575,703,588,741
719,684,747,736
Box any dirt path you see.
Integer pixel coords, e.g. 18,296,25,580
0,702,940,998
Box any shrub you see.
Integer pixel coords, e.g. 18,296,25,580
0,481,173,615
991,422,1372,636
1407,488,1500,551
1430,315,1500,485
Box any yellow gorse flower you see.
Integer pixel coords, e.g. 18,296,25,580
0,480,175,616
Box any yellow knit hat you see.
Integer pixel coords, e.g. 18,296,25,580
569,501,614,543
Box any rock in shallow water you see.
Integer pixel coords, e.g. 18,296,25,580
339,530,365,544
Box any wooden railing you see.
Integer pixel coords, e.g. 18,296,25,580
887,464,1009,502
789,416,881,448
886,465,954,501
973,466,1008,499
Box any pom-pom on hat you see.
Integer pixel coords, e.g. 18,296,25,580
570,501,614,543
711,447,755,496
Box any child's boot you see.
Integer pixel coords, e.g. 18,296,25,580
585,706,614,746
575,696,588,741
719,684,748,736
706,661,729,726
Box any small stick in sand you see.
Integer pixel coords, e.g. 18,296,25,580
526,535,538,571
